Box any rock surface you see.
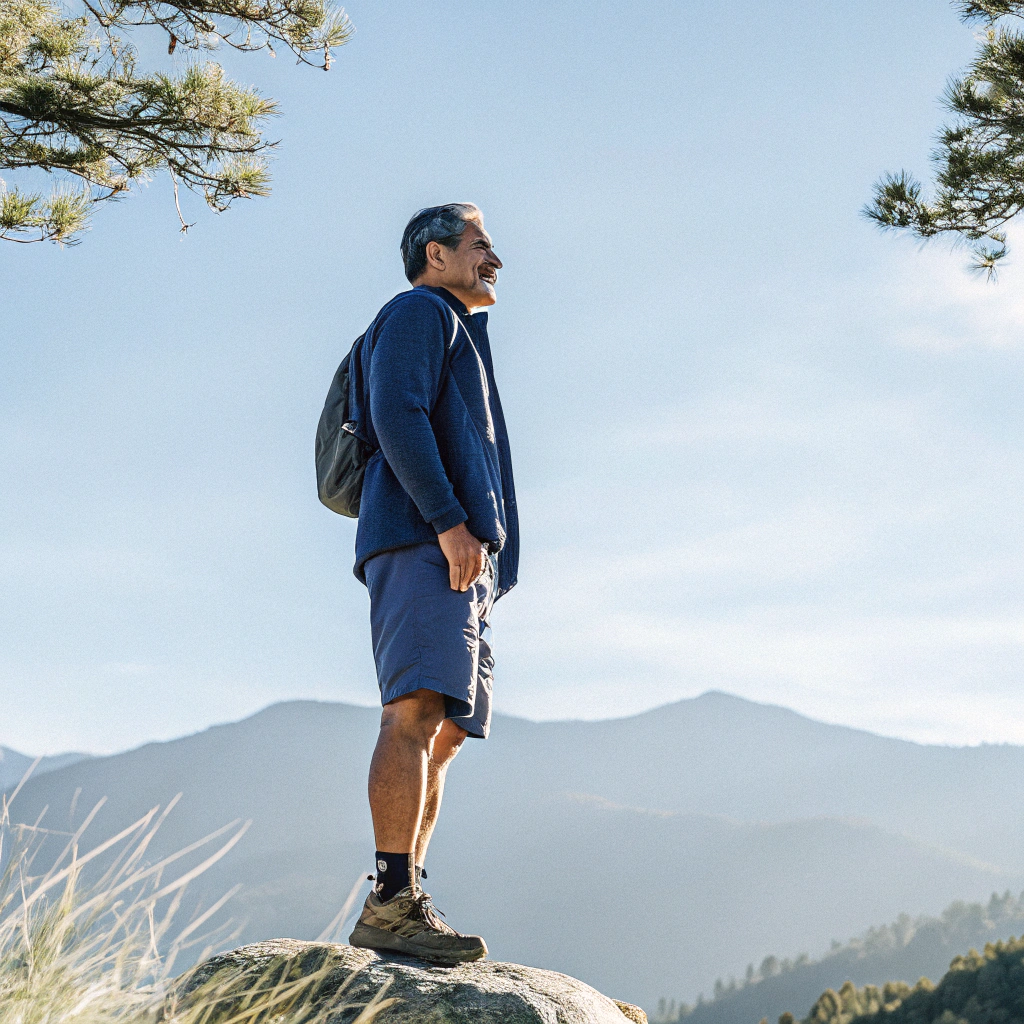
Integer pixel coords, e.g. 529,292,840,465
172,939,647,1023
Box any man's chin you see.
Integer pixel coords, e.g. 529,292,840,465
472,284,497,307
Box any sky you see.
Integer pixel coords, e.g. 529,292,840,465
3,0,1024,754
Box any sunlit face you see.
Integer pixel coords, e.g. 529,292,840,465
433,221,503,309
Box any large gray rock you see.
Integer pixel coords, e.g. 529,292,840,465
171,939,646,1023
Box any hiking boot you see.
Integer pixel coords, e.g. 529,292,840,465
348,886,487,964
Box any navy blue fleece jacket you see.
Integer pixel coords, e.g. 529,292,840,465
351,286,519,598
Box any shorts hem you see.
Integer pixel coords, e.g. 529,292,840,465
449,720,488,740
381,678,473,722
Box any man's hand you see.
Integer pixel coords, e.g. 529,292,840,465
437,522,486,592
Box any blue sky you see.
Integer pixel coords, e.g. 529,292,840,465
4,0,1023,754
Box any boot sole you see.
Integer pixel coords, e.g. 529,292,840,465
348,922,487,964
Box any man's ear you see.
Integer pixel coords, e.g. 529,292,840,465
425,240,446,272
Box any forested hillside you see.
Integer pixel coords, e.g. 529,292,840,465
654,893,1024,1024
793,935,1024,1024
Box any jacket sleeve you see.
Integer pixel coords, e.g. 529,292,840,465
368,297,468,534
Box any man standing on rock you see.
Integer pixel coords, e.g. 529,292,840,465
346,204,518,964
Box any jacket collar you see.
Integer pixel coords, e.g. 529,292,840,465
416,285,488,327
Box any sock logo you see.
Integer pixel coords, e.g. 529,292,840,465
377,859,388,873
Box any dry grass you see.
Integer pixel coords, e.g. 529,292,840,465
0,766,395,1024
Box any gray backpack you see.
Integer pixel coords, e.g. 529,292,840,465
315,333,370,517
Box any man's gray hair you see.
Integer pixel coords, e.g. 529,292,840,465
401,203,482,283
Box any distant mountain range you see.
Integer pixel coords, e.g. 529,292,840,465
0,746,91,791
4,692,1024,1015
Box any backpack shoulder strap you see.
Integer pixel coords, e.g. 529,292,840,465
377,287,464,347
352,289,464,448
362,288,464,381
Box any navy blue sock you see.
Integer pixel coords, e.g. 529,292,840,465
374,852,412,902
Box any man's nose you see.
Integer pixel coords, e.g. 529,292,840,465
487,251,502,269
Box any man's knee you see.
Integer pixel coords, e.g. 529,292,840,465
380,689,447,744
431,719,468,766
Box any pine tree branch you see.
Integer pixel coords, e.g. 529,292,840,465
867,4,1024,275
82,0,352,66
956,1,1024,24
0,0,349,243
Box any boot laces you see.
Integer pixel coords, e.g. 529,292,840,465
410,891,453,933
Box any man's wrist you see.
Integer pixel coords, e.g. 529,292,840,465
431,505,468,534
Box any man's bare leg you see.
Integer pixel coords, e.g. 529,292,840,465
416,718,468,866
368,689,447,863
353,694,487,962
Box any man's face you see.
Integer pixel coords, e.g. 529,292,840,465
438,222,502,309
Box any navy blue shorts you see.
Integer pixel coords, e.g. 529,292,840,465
364,541,497,739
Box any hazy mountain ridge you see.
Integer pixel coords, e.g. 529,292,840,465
4,693,1023,1013
487,692,1024,872
0,746,92,791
